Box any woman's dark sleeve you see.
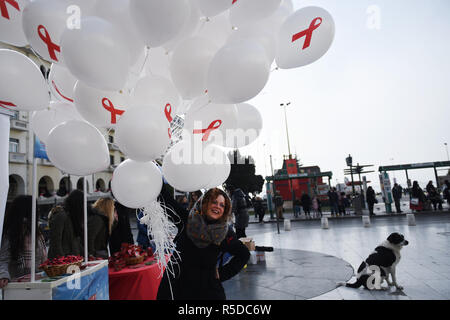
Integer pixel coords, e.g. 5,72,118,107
218,229,250,282
48,212,66,258
159,183,189,223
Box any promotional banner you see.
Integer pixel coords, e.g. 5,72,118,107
0,113,10,247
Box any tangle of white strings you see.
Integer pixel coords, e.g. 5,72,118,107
139,200,180,279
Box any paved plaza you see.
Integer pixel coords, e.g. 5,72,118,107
235,211,450,300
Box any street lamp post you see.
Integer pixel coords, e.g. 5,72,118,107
280,102,291,158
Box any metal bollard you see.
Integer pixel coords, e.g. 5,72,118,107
321,217,329,229
362,216,371,227
407,213,416,226
284,219,291,231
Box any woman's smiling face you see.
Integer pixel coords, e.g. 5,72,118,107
205,195,226,221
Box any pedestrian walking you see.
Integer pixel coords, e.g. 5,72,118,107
392,183,403,213
410,181,426,212
312,196,322,218
426,181,443,211
253,196,265,223
301,192,311,219
338,192,346,216
366,186,377,216
443,180,450,208
230,187,249,239
327,188,339,216
273,191,284,220
293,198,302,218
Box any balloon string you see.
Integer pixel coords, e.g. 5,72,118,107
28,45,52,98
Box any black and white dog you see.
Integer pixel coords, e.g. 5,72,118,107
339,233,408,290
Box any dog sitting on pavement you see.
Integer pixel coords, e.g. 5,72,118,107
338,232,408,290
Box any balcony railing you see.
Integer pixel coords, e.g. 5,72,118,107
10,119,28,131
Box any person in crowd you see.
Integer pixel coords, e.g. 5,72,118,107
411,181,426,212
109,201,134,255
328,188,339,216
443,180,450,207
312,196,322,218
88,198,116,259
366,186,377,216
156,185,250,300
0,196,47,288
293,198,302,218
426,181,443,211
178,196,189,211
273,191,284,220
188,191,203,211
230,187,249,239
301,192,311,219
47,189,84,259
338,192,347,216
253,196,265,223
392,183,403,213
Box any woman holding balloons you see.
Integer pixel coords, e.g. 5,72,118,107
156,184,249,300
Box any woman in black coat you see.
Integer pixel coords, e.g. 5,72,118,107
366,186,377,216
157,185,250,300
109,201,134,255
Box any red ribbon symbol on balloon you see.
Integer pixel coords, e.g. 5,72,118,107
193,120,222,142
52,80,74,103
165,103,173,138
232,0,238,4
0,0,20,20
37,24,61,62
0,100,16,109
292,17,323,50
102,98,125,124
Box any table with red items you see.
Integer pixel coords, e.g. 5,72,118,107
108,256,168,300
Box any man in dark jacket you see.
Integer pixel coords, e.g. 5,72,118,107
392,183,403,213
231,188,249,239
328,188,339,216
301,192,312,218
273,191,284,220
366,186,377,216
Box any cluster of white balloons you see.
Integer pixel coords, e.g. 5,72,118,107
0,0,335,208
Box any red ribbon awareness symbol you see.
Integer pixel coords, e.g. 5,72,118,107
52,80,74,103
0,0,19,20
37,24,61,61
165,103,173,138
193,120,222,142
0,100,16,109
292,17,323,50
232,0,238,4
102,98,125,124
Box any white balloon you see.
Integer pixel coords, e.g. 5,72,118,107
111,160,162,208
207,41,270,104
115,105,171,162
203,149,231,189
22,0,68,64
129,0,190,47
163,0,202,52
0,49,49,111
61,16,130,91
145,47,172,80
196,0,232,17
162,140,225,192
74,81,130,128
0,0,30,46
46,120,110,176
226,24,276,63
131,75,181,116
230,0,281,27
170,36,219,100
183,98,238,147
232,103,263,148
195,10,232,48
276,6,335,69
48,64,77,104
31,101,82,144
93,0,145,67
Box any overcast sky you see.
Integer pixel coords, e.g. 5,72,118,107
239,0,450,192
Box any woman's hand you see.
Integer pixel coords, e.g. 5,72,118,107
0,278,9,289
215,268,220,280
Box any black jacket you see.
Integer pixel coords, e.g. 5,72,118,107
109,202,134,255
231,189,249,229
366,188,377,205
301,194,311,206
157,185,250,300
87,208,110,258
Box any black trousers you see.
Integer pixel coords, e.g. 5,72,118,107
236,228,246,239
394,199,401,213
368,203,374,215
